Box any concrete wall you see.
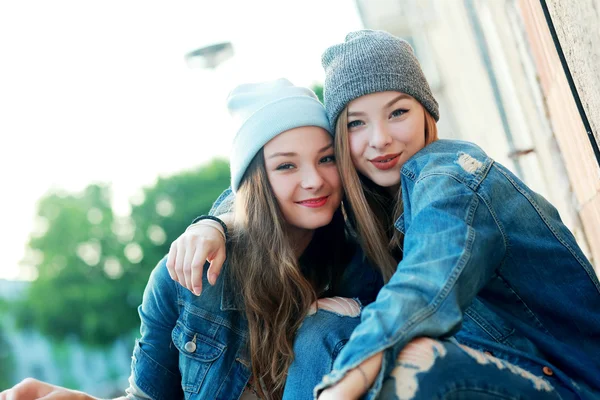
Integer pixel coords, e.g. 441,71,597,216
518,0,600,270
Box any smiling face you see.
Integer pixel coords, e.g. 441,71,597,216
346,91,426,192
263,126,342,233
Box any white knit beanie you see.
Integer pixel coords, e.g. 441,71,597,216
228,78,331,192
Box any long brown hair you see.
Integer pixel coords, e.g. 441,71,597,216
227,151,347,399
335,104,438,281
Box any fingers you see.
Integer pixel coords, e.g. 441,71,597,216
317,353,382,400
206,245,226,286
0,378,54,400
167,222,227,295
190,248,206,296
166,241,178,280
182,240,196,292
173,239,187,288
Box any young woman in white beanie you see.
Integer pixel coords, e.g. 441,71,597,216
165,31,600,400
1,79,383,400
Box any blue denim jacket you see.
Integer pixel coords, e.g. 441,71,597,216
129,248,382,399
316,139,600,398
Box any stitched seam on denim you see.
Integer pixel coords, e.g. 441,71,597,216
380,180,480,348
476,190,510,258
401,167,416,181
394,213,405,234
496,274,553,336
173,322,227,356
464,307,515,344
332,339,349,370
178,302,247,337
215,358,250,399
133,343,180,400
171,325,222,392
434,386,527,400
494,165,600,292
412,157,494,192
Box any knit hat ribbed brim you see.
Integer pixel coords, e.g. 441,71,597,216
227,78,331,192
322,30,439,129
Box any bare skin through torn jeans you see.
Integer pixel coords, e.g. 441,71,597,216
378,338,576,400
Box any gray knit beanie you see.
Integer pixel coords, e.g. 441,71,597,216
322,30,439,128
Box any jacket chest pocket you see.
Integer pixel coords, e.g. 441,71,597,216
172,320,226,394
461,298,515,344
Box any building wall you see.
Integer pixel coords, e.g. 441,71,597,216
518,0,600,270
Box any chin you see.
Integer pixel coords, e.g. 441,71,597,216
296,213,335,230
367,174,401,189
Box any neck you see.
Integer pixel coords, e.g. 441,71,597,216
385,183,401,196
287,226,315,258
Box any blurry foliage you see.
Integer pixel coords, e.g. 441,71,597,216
0,325,13,389
312,83,324,103
12,159,230,346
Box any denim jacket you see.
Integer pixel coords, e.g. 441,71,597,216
129,246,383,399
316,139,600,398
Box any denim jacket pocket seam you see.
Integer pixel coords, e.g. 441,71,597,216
494,165,598,289
182,303,248,338
496,274,553,336
172,321,227,362
132,341,181,400
464,307,515,344
172,323,227,393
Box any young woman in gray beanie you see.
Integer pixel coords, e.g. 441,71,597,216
313,30,600,400
1,79,383,400
169,31,600,400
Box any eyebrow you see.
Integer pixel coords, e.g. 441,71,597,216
348,94,411,117
267,143,333,159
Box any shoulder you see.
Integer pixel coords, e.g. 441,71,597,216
146,256,177,294
402,140,493,189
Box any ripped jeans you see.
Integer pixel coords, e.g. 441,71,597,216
284,308,361,400
379,338,598,400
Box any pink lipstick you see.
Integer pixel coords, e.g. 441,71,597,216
370,153,401,170
296,196,328,208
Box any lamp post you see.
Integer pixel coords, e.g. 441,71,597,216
184,41,234,70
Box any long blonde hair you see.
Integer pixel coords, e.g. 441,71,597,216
335,105,438,281
227,151,347,399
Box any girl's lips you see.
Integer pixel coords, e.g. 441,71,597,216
296,196,328,208
370,153,401,170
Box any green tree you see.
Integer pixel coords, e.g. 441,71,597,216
0,324,14,389
13,159,230,346
312,83,324,103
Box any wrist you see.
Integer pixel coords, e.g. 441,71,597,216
187,220,226,242
190,215,229,241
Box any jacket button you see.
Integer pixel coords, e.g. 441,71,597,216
542,366,554,376
184,341,197,353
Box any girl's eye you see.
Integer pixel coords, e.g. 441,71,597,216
390,109,408,118
276,163,295,171
320,154,336,164
347,120,364,129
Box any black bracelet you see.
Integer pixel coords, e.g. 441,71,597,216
191,215,229,241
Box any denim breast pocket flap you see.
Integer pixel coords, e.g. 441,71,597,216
172,320,226,362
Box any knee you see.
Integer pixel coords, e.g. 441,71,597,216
293,308,360,364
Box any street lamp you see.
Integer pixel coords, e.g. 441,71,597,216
184,41,234,70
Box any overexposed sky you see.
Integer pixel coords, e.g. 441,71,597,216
0,0,363,280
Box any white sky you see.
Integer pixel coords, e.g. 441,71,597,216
0,0,363,280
